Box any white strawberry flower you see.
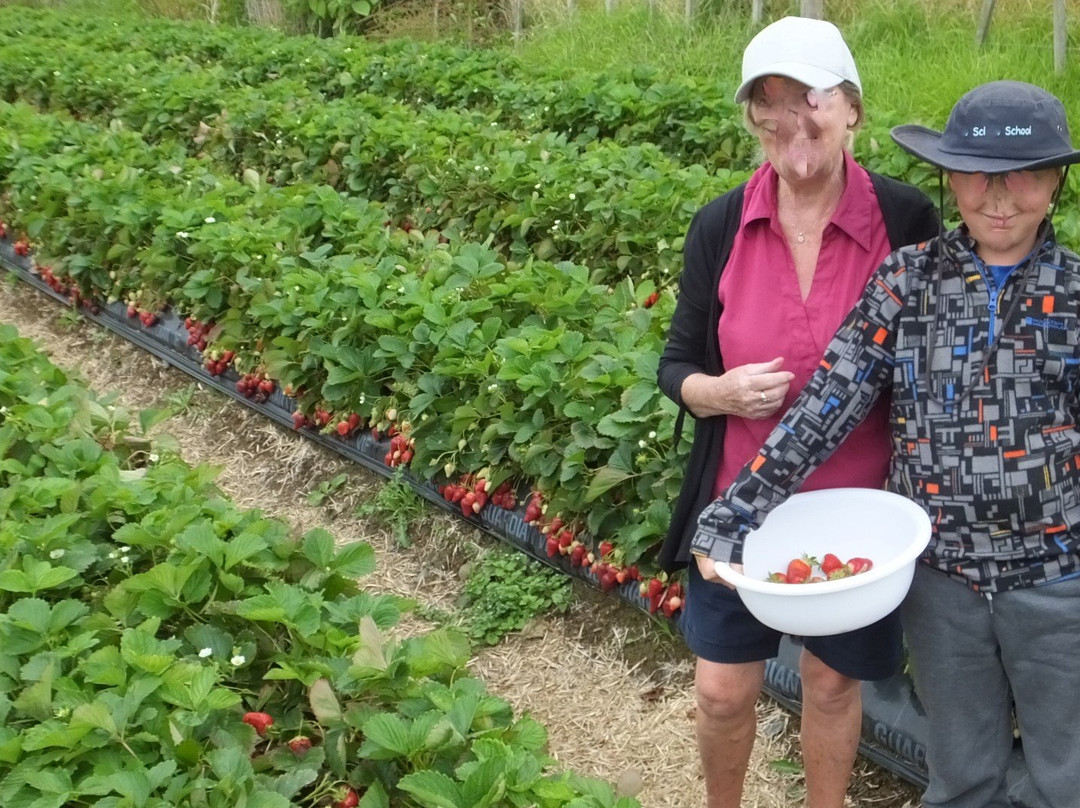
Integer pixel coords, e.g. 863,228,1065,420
199,648,213,658
568,193,576,200
204,216,215,224
49,549,65,560
231,655,246,666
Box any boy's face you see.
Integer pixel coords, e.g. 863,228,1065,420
948,169,1060,265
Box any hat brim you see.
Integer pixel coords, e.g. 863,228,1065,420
891,124,1080,173
734,63,850,103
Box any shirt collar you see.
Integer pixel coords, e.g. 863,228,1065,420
741,151,876,251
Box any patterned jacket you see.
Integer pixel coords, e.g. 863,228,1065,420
692,226,1080,593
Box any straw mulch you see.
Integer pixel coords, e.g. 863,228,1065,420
0,282,921,808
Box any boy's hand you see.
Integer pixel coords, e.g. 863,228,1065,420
697,555,744,590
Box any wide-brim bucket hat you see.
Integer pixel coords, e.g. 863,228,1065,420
891,80,1080,173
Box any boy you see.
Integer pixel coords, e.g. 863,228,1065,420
691,81,1080,808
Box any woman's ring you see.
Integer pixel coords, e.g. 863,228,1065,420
760,391,768,404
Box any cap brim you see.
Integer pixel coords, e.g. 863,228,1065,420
734,63,848,103
891,123,1080,173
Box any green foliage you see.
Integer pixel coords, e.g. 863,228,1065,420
307,472,349,507
5,3,1078,572
461,550,573,646
285,0,378,37
518,0,1080,131
353,468,426,547
0,323,642,808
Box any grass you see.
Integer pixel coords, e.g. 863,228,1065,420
516,0,1080,131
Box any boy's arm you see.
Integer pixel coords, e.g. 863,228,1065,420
691,252,912,564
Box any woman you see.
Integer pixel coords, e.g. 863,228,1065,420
656,16,937,808
692,80,1080,808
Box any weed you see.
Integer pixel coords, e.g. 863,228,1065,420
163,382,199,414
460,548,572,645
307,472,349,507
353,468,425,546
55,308,83,331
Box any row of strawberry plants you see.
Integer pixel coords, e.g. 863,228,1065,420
8,8,1080,250
0,7,756,173
0,100,681,564
0,31,740,285
0,320,644,808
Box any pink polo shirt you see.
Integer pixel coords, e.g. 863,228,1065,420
713,152,893,496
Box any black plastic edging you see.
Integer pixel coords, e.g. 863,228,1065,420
0,243,935,789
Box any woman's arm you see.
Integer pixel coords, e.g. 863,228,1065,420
691,249,913,565
657,207,719,410
659,197,794,420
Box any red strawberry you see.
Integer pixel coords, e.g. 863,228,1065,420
334,787,360,808
767,572,790,584
347,413,361,429
292,411,307,430
288,736,312,758
557,530,574,554
846,557,874,575
471,492,488,513
242,711,273,736
785,557,813,584
661,583,683,617
643,291,660,308
599,541,614,558
336,420,351,436
646,577,665,598
820,553,845,577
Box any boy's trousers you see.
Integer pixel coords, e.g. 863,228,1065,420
902,565,1080,808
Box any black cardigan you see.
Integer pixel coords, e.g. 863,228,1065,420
656,172,939,571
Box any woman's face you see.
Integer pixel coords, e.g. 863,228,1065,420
948,169,1059,265
748,76,857,186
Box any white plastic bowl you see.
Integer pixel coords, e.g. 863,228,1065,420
713,488,932,637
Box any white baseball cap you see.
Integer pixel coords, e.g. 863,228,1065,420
734,16,862,104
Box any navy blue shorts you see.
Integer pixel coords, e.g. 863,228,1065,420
681,559,903,681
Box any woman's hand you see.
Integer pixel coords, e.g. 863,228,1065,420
680,358,794,419
696,555,744,590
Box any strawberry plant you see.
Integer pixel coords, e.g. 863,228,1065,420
0,323,644,807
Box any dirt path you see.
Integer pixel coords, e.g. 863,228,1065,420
0,280,921,808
